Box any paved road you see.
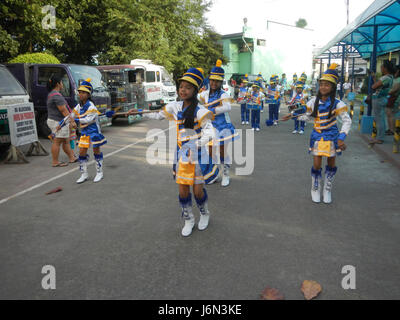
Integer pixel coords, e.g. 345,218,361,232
0,103,399,299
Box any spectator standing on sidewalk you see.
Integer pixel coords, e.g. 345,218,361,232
371,60,395,143
387,65,400,134
46,74,77,167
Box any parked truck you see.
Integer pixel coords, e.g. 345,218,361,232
5,63,112,137
130,59,177,106
96,65,139,123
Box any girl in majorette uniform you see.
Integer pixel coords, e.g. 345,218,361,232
282,64,352,204
72,79,107,184
289,82,307,135
199,60,239,187
128,67,219,237
238,75,250,125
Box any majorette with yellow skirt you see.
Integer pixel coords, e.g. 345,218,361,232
127,67,219,237
72,79,107,184
282,64,352,204
199,60,239,187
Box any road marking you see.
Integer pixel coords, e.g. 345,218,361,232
0,126,171,205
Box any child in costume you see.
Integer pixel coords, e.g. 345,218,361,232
199,60,239,187
282,64,352,204
248,81,263,131
238,75,250,125
267,75,281,126
72,79,107,184
288,82,307,134
128,68,219,237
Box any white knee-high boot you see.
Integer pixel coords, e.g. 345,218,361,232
76,155,89,184
311,167,322,203
195,188,210,231
323,166,337,204
94,153,104,183
179,194,195,237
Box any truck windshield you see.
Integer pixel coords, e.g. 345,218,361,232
69,65,107,92
0,66,27,96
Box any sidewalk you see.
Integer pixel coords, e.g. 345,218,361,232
350,101,400,171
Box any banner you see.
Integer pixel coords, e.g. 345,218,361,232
7,103,38,147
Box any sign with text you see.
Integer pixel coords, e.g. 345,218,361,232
7,103,38,146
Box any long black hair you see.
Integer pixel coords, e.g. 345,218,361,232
46,74,63,92
181,82,199,129
311,82,337,119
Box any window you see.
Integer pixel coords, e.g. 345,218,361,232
38,67,71,97
257,39,266,46
0,66,27,96
145,71,156,83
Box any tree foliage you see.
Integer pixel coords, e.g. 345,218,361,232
295,18,308,29
1,0,227,78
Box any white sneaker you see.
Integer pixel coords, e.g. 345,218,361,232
241,121,245,125
292,130,298,134
256,128,260,131
273,121,278,126
182,211,195,237
299,130,304,135
251,128,255,131
246,121,249,125
261,110,264,113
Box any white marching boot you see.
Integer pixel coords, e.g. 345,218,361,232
76,156,88,184
180,194,195,237
94,154,104,183
311,168,322,203
196,189,210,231
182,208,195,237
323,166,337,204
221,164,230,187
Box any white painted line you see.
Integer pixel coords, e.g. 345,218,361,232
0,126,171,205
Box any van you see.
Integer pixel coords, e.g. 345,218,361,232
6,63,112,137
0,65,32,157
130,59,177,106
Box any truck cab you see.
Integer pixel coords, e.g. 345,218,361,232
6,63,112,137
130,59,177,107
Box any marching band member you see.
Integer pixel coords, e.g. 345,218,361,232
282,64,352,204
128,67,219,237
199,60,239,187
239,75,250,125
288,82,307,134
72,79,107,184
267,75,281,126
248,80,263,131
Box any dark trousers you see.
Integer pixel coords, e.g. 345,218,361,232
240,104,249,122
251,109,261,129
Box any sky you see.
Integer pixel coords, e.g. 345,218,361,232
206,0,375,48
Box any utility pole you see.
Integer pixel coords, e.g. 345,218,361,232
346,0,350,25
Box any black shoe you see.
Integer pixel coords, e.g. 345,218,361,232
385,130,394,136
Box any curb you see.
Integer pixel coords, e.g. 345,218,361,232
357,131,400,171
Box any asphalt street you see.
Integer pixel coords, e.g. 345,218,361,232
0,103,399,300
